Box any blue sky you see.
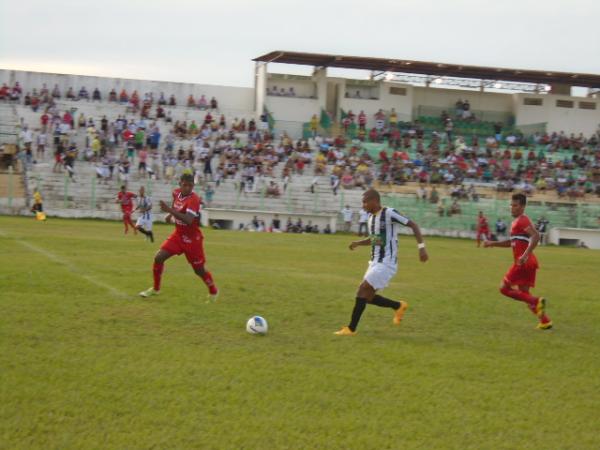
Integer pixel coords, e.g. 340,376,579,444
1,0,598,87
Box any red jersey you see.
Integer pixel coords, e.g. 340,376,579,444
478,216,489,231
510,214,538,266
171,189,202,239
118,191,136,211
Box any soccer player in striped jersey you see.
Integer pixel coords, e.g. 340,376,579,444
134,186,154,243
484,193,552,329
335,189,428,336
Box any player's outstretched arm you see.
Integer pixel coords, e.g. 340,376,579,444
483,239,511,248
349,238,371,250
406,220,428,262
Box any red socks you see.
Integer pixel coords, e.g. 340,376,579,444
201,271,218,295
153,262,164,291
500,286,551,323
152,264,216,294
500,286,537,307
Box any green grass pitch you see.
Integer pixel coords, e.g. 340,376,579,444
1,216,599,449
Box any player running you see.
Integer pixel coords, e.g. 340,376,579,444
134,186,154,243
116,185,137,235
334,189,428,336
476,211,490,247
484,193,552,330
139,174,218,301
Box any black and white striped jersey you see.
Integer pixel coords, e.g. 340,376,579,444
137,196,152,220
368,207,410,265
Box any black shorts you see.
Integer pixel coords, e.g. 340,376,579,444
32,203,43,212
139,162,146,170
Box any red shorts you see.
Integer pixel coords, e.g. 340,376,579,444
161,232,205,268
477,230,489,239
122,209,133,219
503,262,537,287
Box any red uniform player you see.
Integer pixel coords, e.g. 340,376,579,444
116,185,137,235
139,174,218,301
476,211,489,247
484,193,552,329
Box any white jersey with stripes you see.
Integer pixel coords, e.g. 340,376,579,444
368,207,410,266
137,195,152,220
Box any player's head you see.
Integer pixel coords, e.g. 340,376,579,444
139,186,145,196
511,193,527,217
478,211,483,217
120,185,126,192
362,189,381,214
179,174,194,195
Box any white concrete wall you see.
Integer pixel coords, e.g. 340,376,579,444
340,81,414,127
266,79,316,98
265,96,320,123
548,227,600,249
0,69,255,115
514,93,600,135
413,86,513,113
205,208,338,232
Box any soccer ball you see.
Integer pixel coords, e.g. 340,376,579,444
246,316,268,335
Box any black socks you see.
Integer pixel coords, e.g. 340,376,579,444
348,297,367,331
371,295,401,310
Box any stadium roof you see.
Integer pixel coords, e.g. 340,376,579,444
253,51,600,89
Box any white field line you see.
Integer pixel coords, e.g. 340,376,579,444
0,228,128,298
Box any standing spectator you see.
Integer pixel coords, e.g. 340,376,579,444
495,217,507,238
445,118,453,142
536,217,549,245
138,147,148,177
494,122,503,143
358,208,369,236
358,110,367,130
476,211,490,247
36,130,47,161
341,205,353,232
309,114,318,137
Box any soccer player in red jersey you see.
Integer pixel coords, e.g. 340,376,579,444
476,211,490,247
139,174,218,301
116,185,137,235
484,193,552,330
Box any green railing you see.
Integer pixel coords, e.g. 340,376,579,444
380,194,600,231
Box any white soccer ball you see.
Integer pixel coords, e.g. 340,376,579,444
246,316,268,335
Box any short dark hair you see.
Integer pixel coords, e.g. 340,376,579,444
180,174,194,184
363,189,380,202
120,185,126,190
512,193,527,206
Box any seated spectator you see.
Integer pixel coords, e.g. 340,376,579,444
210,97,218,110
271,214,282,232
266,181,281,197
429,186,439,204
78,86,89,99
198,95,208,110
158,92,166,105
0,83,9,101
92,88,101,101
51,84,61,99
66,87,76,100
168,94,176,106
187,94,195,107
119,89,128,103
288,87,296,97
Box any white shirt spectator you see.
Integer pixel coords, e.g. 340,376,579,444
359,209,369,224
342,207,353,222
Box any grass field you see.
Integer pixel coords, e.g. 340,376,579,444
1,216,599,450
